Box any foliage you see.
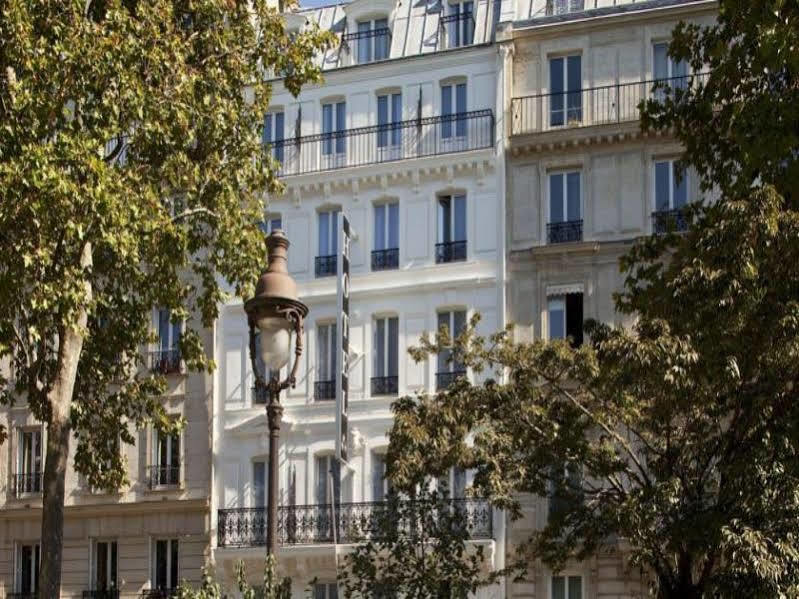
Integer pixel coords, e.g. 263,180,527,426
338,485,497,599
176,555,293,599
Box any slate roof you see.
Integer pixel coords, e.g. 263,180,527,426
515,0,709,27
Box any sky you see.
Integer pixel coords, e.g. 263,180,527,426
299,0,338,7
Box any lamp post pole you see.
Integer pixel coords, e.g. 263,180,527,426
245,230,307,561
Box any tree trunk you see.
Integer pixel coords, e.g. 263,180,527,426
38,243,92,599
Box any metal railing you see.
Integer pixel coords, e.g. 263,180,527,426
83,591,120,599
148,465,181,488
147,348,181,375
371,375,399,396
342,27,391,64
12,472,42,496
315,254,337,278
314,380,336,401
140,590,177,599
545,0,584,16
440,12,475,49
217,498,493,548
269,110,494,177
511,73,708,136
371,248,399,271
652,209,688,234
436,370,467,391
435,240,467,264
547,220,583,244
9,593,37,599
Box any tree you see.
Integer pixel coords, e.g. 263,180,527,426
338,485,497,599
371,2,799,596
0,1,332,595
176,555,293,599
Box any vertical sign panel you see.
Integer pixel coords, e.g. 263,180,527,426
336,215,351,463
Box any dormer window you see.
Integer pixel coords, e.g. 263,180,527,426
353,19,390,64
444,1,474,49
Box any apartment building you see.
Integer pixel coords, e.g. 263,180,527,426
0,316,213,598
500,1,717,598
211,0,507,595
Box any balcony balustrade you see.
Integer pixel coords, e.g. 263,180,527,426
83,591,120,599
371,248,400,271
371,375,399,396
314,380,336,401
217,498,493,548
148,465,181,488
315,254,337,278
147,348,181,375
547,220,583,244
12,472,42,497
342,27,391,64
651,209,688,234
267,110,493,177
511,73,709,136
435,240,467,264
436,370,467,391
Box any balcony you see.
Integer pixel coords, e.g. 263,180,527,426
371,248,399,271
83,592,120,599
436,370,467,391
314,380,336,401
217,498,493,548
511,73,708,136
148,465,180,488
12,472,42,497
270,110,494,177
547,220,583,244
371,375,399,396
435,240,467,264
315,254,337,278
140,591,177,599
652,209,688,234
147,348,181,375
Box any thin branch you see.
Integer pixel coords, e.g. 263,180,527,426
170,207,219,223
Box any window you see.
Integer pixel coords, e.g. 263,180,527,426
377,92,402,151
17,429,42,495
436,195,467,263
16,543,40,595
447,1,474,48
253,460,267,508
548,293,583,347
92,540,118,591
316,323,337,400
314,583,339,599
357,19,390,63
372,317,398,395
263,111,285,163
152,428,180,487
316,209,340,277
550,55,582,127
546,0,584,15
548,172,582,243
437,466,467,498
654,160,688,212
548,462,583,521
322,101,346,157
315,455,341,505
258,215,282,236
653,42,687,87
436,310,467,390
371,453,391,501
153,539,179,592
552,575,582,599
372,202,399,270
441,82,467,139
153,309,182,374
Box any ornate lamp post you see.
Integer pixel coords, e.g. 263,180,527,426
244,230,308,557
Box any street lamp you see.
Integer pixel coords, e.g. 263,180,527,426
244,230,308,557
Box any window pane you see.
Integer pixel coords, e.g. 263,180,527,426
319,212,330,255
453,466,467,498
653,43,668,80
388,202,399,249
566,56,582,122
438,197,451,243
159,309,171,350
453,195,467,241
375,19,389,60
263,113,272,145
456,83,467,136
275,112,285,162
322,104,333,154
548,297,566,340
330,211,339,255
170,433,179,468
552,576,566,599
441,85,453,138
315,456,327,505
437,312,451,372
391,94,402,144
254,462,266,507
388,317,399,377
315,584,327,599
377,95,389,147
170,539,178,589
358,21,371,63
330,322,337,380
329,583,339,599
566,293,584,347
110,542,117,588
374,203,386,250
463,2,474,45
550,57,564,126
318,325,329,380
156,540,167,588
372,453,386,501
655,162,670,210
97,542,108,589
568,576,582,599
549,174,564,223
566,172,581,221
375,318,386,377
21,545,32,593
336,102,346,153
673,164,688,208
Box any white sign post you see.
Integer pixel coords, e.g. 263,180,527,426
335,214,350,464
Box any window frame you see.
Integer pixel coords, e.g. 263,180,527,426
15,541,40,595
373,201,399,252
547,291,583,346
252,458,267,508
322,101,347,156
653,158,688,212
316,321,338,385
90,538,119,591
356,18,390,63
376,92,403,149
547,170,582,225
317,209,340,257
440,82,468,139
436,309,468,375
259,214,282,236
151,538,180,592
373,315,399,379
447,1,474,48
151,422,181,488
549,54,582,127
263,110,285,163
314,453,341,506
550,573,584,599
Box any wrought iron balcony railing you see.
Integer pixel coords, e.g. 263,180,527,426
315,254,337,278
545,0,584,16
217,498,493,548
547,220,583,244
651,209,688,234
315,380,336,401
9,593,37,599
140,590,177,599
271,110,494,177
440,12,475,49
436,369,467,391
12,472,42,497
371,248,400,271
83,591,120,599
342,27,391,64
148,465,181,488
371,375,399,396
511,73,709,136
148,348,182,375
435,240,467,264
